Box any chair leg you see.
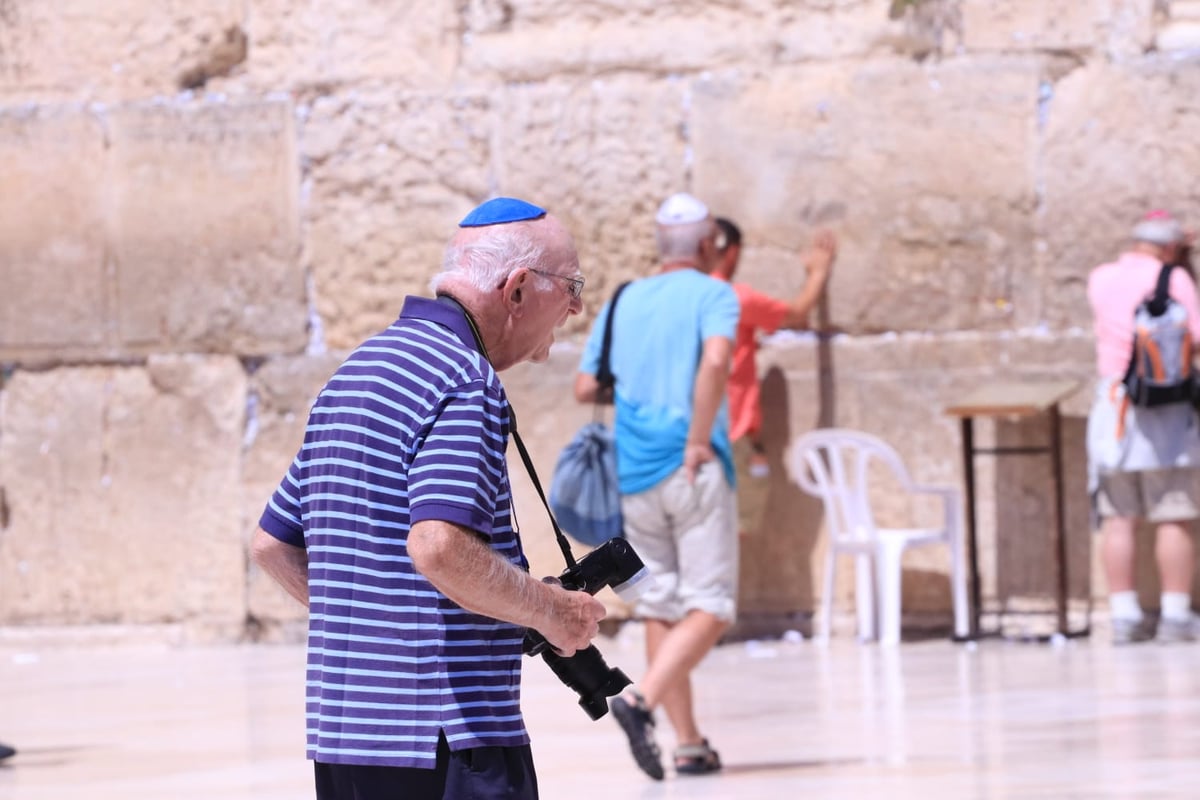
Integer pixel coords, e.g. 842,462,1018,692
950,537,970,639
820,548,836,640
876,541,906,646
855,553,876,642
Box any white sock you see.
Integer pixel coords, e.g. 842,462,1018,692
1161,592,1192,621
1109,591,1143,621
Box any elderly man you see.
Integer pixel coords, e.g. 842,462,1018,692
575,193,739,779
252,198,607,800
1088,210,1200,645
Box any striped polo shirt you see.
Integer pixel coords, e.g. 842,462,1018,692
259,296,530,768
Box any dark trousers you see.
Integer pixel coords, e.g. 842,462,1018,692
314,732,538,800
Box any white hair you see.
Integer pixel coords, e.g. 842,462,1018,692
430,226,552,294
655,219,714,260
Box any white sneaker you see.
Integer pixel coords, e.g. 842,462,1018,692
1111,617,1156,645
1156,615,1199,644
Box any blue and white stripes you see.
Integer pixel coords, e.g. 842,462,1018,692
259,297,530,768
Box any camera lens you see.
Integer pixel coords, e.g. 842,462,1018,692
611,566,652,602
541,645,631,721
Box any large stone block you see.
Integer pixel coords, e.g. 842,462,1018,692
691,58,1041,334
236,0,458,93
493,77,689,324
1173,0,1200,19
0,357,246,632
1157,20,1200,50
467,0,956,68
467,0,774,25
775,0,945,62
0,0,243,102
0,107,109,358
108,99,306,355
1039,59,1200,330
301,90,493,350
765,328,1094,382
1102,0,1159,58
959,0,1108,52
1159,0,1200,50
462,2,776,82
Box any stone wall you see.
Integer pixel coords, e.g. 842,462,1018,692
3,0,1200,642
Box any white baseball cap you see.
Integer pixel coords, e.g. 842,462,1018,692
655,192,709,225
1132,210,1184,245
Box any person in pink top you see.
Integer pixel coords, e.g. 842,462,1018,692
712,217,836,537
1087,210,1200,644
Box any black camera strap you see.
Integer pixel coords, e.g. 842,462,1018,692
436,293,578,569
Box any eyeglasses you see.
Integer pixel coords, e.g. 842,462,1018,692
528,268,585,300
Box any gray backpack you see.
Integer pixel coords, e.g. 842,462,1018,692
1122,263,1197,407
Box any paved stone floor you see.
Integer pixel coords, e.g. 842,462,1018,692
1,625,1199,799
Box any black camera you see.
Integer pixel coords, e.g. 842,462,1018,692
524,537,650,720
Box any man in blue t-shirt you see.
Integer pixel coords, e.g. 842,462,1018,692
252,198,607,800
575,193,739,780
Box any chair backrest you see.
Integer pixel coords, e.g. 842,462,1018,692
785,429,916,542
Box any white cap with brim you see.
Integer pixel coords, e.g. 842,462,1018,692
655,192,709,226
1133,217,1184,245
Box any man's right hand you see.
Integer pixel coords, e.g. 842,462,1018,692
683,440,715,483
804,229,838,279
538,584,607,657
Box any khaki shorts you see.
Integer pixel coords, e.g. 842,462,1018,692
732,437,771,536
620,461,738,622
1096,468,1200,522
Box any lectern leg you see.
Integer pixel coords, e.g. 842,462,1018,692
961,417,982,639
1049,404,1069,635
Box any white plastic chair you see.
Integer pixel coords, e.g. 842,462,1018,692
785,429,970,645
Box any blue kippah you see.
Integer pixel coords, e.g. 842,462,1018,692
459,197,547,227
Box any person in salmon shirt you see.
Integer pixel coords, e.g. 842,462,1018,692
1087,210,1200,645
711,217,836,537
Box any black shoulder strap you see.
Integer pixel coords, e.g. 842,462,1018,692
595,281,631,399
1148,263,1175,317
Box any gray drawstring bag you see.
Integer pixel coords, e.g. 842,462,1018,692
549,282,629,547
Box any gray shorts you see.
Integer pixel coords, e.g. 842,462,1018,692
1096,468,1200,523
620,462,738,622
